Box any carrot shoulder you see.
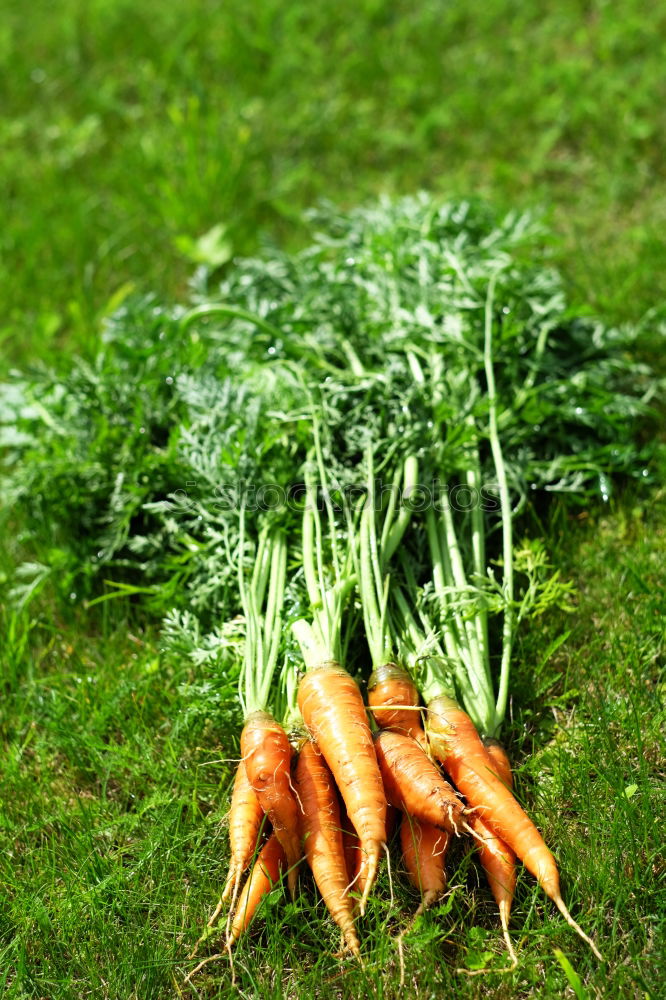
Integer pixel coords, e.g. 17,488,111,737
368,662,425,743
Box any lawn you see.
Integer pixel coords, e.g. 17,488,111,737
1,1,665,998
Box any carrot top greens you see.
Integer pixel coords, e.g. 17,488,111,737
0,196,656,715
237,522,287,718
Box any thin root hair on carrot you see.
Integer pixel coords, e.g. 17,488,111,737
462,820,489,846
183,951,225,985
384,840,395,908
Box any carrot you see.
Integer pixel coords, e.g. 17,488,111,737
343,804,398,914
427,696,542,865
427,695,602,959
228,834,286,944
374,728,466,835
467,739,518,967
295,740,360,957
477,742,516,906
240,710,301,899
368,662,425,743
297,662,386,915
472,816,517,925
222,760,265,907
400,813,449,914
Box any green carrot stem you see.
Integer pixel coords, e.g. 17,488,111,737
425,507,469,668
465,433,489,664
483,274,514,734
239,518,288,716
383,455,419,564
439,500,494,703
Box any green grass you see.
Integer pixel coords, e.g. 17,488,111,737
3,0,666,368
1,0,665,997
2,494,664,997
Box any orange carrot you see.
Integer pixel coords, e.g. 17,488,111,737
228,834,285,944
343,804,398,913
374,728,466,835
298,662,386,915
472,815,517,916
295,740,360,957
240,711,301,898
427,696,545,870
427,695,602,959
400,813,449,914
478,735,517,951
222,761,265,906
467,741,517,966
368,663,425,743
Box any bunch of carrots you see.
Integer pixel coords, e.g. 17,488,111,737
172,196,652,976
191,435,603,973
203,587,602,968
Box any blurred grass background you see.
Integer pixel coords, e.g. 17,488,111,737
3,0,666,368
1,1,664,997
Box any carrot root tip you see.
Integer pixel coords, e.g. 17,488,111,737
358,845,382,916
345,930,362,960
384,841,394,908
221,867,237,904
414,890,440,918
554,895,604,962
500,910,518,968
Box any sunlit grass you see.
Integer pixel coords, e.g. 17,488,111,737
1,494,663,998
3,0,666,369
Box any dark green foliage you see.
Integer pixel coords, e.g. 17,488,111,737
1,197,657,634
